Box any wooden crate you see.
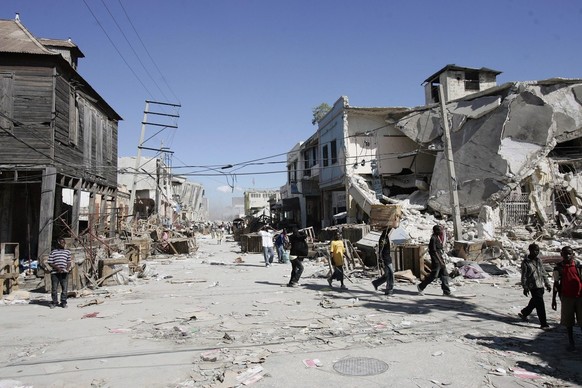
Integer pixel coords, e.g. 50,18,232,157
370,204,402,228
1,243,19,294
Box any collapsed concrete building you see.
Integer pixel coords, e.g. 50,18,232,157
393,78,582,230
280,65,582,241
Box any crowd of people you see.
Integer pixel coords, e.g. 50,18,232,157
45,220,582,352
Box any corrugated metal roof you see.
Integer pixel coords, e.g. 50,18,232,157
39,38,85,58
0,19,57,55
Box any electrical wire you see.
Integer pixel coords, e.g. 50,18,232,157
99,0,169,102
117,0,180,104
81,0,154,98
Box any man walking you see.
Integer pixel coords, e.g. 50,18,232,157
519,243,552,330
258,226,275,267
328,232,347,290
551,246,582,351
417,225,453,296
46,238,72,308
372,227,394,296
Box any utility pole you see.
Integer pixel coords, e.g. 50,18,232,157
438,85,462,241
127,100,180,223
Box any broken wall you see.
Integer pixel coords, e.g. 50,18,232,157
396,80,582,216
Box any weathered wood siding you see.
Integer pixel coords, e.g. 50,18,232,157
0,59,119,188
53,67,118,188
0,63,54,165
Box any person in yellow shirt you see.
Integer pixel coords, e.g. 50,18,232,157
328,232,347,290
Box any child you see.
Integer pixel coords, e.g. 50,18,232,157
519,243,552,329
328,232,347,290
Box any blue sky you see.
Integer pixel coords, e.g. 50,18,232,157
3,0,581,215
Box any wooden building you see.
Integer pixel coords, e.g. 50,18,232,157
0,17,122,262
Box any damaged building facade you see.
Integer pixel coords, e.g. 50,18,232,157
117,156,207,226
282,64,582,235
0,18,122,261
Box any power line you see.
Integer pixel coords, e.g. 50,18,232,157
117,0,180,104
81,0,154,98
99,0,169,102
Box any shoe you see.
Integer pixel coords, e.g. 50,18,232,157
443,293,456,297
287,282,299,288
60,303,68,308
340,284,348,290
385,291,394,296
49,303,56,309
518,312,528,322
540,325,551,331
327,278,333,287
372,281,378,291
417,285,424,295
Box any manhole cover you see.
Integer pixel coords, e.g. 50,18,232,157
333,357,389,376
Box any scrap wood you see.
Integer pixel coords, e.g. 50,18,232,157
83,272,98,288
96,268,123,286
395,269,417,283
169,279,207,284
236,365,264,385
77,298,104,308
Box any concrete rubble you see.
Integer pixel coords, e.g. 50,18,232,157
395,79,582,217
1,232,581,387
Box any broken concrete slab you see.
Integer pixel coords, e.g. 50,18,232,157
396,80,582,215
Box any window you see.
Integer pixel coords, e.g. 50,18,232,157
464,71,480,91
68,88,79,145
331,140,337,165
322,145,329,167
303,150,311,176
288,160,297,182
0,73,14,131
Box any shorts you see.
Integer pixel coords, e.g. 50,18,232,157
560,296,582,327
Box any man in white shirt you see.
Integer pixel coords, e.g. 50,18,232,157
258,226,275,267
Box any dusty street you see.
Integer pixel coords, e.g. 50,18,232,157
0,235,580,388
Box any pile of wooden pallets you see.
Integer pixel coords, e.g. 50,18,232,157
1,243,20,294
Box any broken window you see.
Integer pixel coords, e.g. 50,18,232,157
500,188,530,227
464,70,480,91
323,144,329,167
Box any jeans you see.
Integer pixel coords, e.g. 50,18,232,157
330,266,344,284
418,258,451,294
521,287,548,326
275,244,285,262
372,254,394,294
51,272,69,305
263,246,274,265
289,258,304,284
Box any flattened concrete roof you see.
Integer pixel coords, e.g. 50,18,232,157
423,64,503,84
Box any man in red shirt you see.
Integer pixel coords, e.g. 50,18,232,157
551,246,582,352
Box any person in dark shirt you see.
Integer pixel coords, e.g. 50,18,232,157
288,227,308,287
417,225,452,296
372,227,394,296
519,243,552,329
